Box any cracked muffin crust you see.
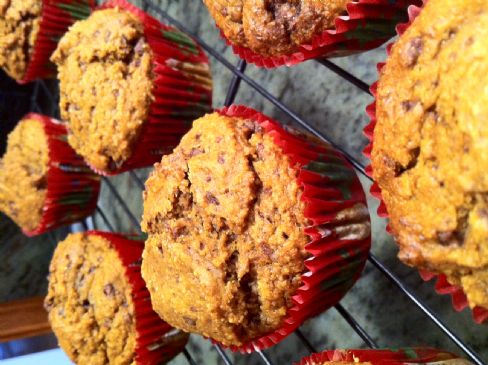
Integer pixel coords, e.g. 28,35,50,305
45,233,137,365
0,0,41,80
203,0,348,56
0,117,48,232
372,0,488,309
51,7,154,172
141,112,310,346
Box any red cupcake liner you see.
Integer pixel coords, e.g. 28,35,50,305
217,0,423,68
19,0,95,84
295,347,464,365
87,231,189,365
87,0,212,175
362,1,488,324
214,105,371,352
22,113,100,236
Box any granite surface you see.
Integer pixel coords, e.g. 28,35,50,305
0,0,486,364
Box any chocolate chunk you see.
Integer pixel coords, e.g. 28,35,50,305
81,300,90,310
183,316,196,326
402,37,423,67
401,100,418,112
205,192,220,205
189,147,204,157
134,38,145,55
437,230,464,246
103,283,115,297
217,153,225,164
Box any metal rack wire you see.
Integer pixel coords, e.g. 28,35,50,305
25,1,486,364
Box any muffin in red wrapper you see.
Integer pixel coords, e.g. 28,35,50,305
203,0,422,68
295,347,472,365
44,231,189,365
0,0,95,83
141,105,371,352
0,113,100,236
51,0,212,175
364,0,488,324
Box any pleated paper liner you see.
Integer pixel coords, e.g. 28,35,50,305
362,1,488,325
19,0,95,84
213,105,371,352
216,0,422,68
91,0,212,175
23,113,100,236
88,231,189,365
295,347,467,365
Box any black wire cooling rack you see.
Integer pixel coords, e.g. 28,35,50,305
23,1,486,364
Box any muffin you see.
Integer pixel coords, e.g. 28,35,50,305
203,0,422,66
45,231,189,365
0,0,94,83
0,114,100,235
51,2,212,175
295,348,471,365
0,0,42,80
370,0,488,312
0,116,48,232
141,106,371,350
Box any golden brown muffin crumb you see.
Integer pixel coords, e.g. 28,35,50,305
372,0,488,309
142,112,309,346
0,118,48,232
45,233,137,365
203,0,348,56
51,8,153,171
0,0,41,80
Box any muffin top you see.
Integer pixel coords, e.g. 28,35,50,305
203,0,348,56
372,0,488,308
141,112,309,346
51,7,153,172
0,117,48,232
0,0,41,80
45,233,137,365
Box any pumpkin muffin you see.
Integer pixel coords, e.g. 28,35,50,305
0,117,48,232
142,112,310,346
371,0,488,310
51,7,154,172
203,0,349,56
45,232,188,365
0,0,41,80
142,108,371,348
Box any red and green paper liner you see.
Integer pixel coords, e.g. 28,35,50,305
295,347,468,365
23,113,100,236
216,0,422,68
19,0,95,84
362,1,488,325
89,231,189,365
216,105,371,352
90,0,212,175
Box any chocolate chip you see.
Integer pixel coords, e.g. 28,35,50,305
44,298,54,311
282,232,289,239
183,316,196,326
242,120,263,139
205,192,220,205
33,176,47,190
103,284,115,297
189,147,204,157
199,242,205,250
402,37,423,67
401,100,418,112
171,225,188,239
134,38,145,56
217,153,225,164
158,245,164,254
261,243,273,259
206,176,212,182
81,300,90,310
437,230,464,246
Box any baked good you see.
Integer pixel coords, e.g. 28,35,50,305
45,232,189,365
371,0,488,310
203,0,348,56
0,113,100,236
141,106,371,349
295,348,472,365
52,8,153,172
0,0,41,80
0,117,48,232
51,3,212,174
